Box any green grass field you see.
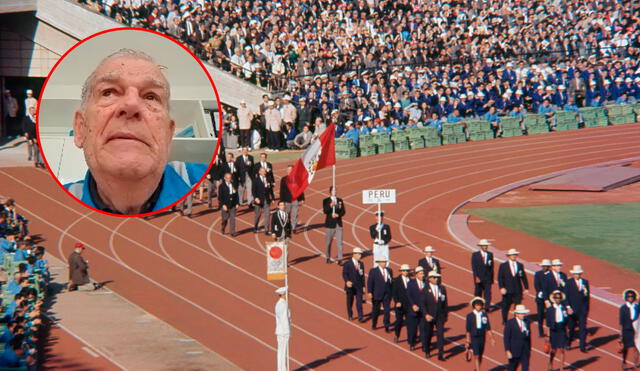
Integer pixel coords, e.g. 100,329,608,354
466,202,640,273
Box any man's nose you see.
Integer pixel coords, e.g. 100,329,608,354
116,88,143,120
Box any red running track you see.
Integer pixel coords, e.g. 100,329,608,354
1,124,639,370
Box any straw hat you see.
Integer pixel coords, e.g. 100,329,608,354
569,265,583,274
623,289,639,300
423,246,436,253
551,259,563,266
513,304,530,314
352,247,363,254
539,259,551,267
477,239,491,246
415,266,425,273
506,249,520,256
400,264,411,271
470,297,485,307
428,271,441,278
549,289,566,302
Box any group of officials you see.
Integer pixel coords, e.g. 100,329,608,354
341,235,639,370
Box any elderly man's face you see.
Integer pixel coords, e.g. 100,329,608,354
73,57,174,181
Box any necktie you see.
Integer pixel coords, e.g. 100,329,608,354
555,273,560,286
418,280,422,290
511,261,517,276
518,319,524,332
382,268,387,282
577,279,582,292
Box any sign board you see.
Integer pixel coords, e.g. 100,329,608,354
362,189,396,204
267,242,287,281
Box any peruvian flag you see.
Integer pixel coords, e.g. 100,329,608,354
286,123,336,199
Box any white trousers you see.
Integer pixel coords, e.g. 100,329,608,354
277,335,289,371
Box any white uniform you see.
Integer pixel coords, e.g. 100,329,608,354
275,298,291,371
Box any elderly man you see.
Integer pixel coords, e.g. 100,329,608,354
565,265,590,352
67,242,97,291
342,247,365,322
498,249,529,324
471,239,495,311
65,49,207,214
237,100,254,148
368,257,393,332
274,287,290,371
264,100,283,152
504,305,532,371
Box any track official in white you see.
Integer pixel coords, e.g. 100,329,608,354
369,211,391,266
275,286,291,371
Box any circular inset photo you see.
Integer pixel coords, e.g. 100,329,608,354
37,28,222,216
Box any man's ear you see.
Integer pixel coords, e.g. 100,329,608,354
73,110,86,148
169,119,175,137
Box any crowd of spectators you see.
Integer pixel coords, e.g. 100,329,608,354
80,0,640,149
0,198,48,369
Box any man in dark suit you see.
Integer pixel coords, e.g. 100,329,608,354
218,172,238,236
252,167,274,234
498,249,529,324
543,259,568,306
534,259,552,337
234,147,254,206
369,211,391,244
367,258,393,332
504,304,532,371
271,201,291,242
323,186,345,264
221,152,239,186
342,248,365,322
392,264,412,343
206,156,224,209
254,153,275,188
565,265,590,352
407,266,427,352
471,239,495,311
418,246,441,276
423,271,448,360
279,165,305,233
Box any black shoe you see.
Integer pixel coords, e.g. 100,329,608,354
326,259,331,264
394,335,398,343
438,354,445,361
425,351,431,358
231,233,238,237
348,316,353,321
337,261,344,266
565,345,571,351
385,327,391,333
410,345,416,351
580,347,588,353
221,230,226,235
358,318,365,323
371,324,376,330
254,229,259,234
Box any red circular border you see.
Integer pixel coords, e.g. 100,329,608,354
35,27,223,218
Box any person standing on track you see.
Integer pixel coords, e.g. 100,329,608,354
234,147,254,206
407,266,427,352
274,287,290,371
254,153,275,187
546,290,570,371
67,242,98,291
367,257,393,332
471,239,495,311
218,172,238,236
391,264,412,344
619,288,639,370
322,186,345,264
424,270,448,360
534,259,552,337
206,155,223,209
252,167,274,234
543,259,567,307
418,246,441,280
504,304,532,371
279,165,305,234
565,265,590,353
342,247,365,322
498,249,529,324
465,297,496,371
369,211,391,263
271,201,291,242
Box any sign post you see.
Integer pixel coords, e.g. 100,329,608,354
362,189,396,264
267,242,289,371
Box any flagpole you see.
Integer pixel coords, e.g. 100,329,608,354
332,165,336,191
284,241,289,371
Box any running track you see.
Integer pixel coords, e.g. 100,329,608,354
2,124,638,370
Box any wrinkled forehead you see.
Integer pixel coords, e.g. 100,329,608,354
92,57,170,97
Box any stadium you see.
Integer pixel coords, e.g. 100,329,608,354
0,0,639,370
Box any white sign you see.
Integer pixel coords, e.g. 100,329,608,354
362,189,396,204
267,243,287,281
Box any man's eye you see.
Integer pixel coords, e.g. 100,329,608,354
102,89,114,97
144,93,159,101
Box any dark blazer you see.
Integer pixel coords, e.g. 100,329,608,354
565,278,590,315
254,161,275,186
323,197,345,228
504,318,531,358
418,257,441,274
471,250,494,282
217,181,238,208
68,251,89,285
466,311,491,336
424,283,448,321
543,271,568,299
252,174,274,204
279,176,305,203
407,279,427,317
534,270,550,300
221,161,239,184
369,223,391,244
620,303,640,331
367,266,393,301
234,154,254,182
342,259,365,292
498,261,529,294
545,304,569,331
208,159,224,181
391,276,411,308
271,210,291,239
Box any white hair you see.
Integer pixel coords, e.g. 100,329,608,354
80,48,170,108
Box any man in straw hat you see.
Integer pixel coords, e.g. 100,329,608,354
418,245,441,278
391,264,412,343
471,239,495,311
407,266,427,352
619,288,640,369
466,297,496,371
504,304,532,371
546,290,570,371
424,270,448,360
498,249,529,324
274,287,290,371
544,259,568,308
367,257,393,332
566,265,590,353
342,247,366,322
534,259,552,337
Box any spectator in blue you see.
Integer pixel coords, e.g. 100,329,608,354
0,235,17,258
631,78,640,100
590,95,603,107
389,119,404,131
554,86,568,107
13,241,29,262
616,92,631,105
342,121,360,148
563,98,583,127
0,336,30,368
283,122,297,145
538,99,557,131
426,112,443,134
611,77,625,101
484,106,501,138
585,81,600,107
510,105,526,134
359,118,372,135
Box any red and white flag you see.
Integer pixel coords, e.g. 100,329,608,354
286,123,336,200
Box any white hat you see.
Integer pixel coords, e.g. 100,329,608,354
385,101,392,105
506,62,513,67
460,94,467,99
589,80,597,85
467,91,475,96
283,95,291,100
545,86,553,91
331,109,339,114
551,259,563,266
415,266,425,273
352,247,363,254
400,264,411,271
477,239,491,246
559,85,566,90
240,99,246,105
439,96,446,101
486,58,493,63
516,89,523,95
569,265,583,274
423,246,436,253
506,248,520,256
477,92,485,97
26,89,33,94
275,287,287,295
540,259,551,267
345,120,353,127
428,271,441,278
604,79,610,85
615,77,623,83
394,102,402,108
537,85,544,90
625,77,632,83
267,100,274,106
375,256,388,262
364,116,372,121
513,304,530,314
635,77,640,82
470,297,485,306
